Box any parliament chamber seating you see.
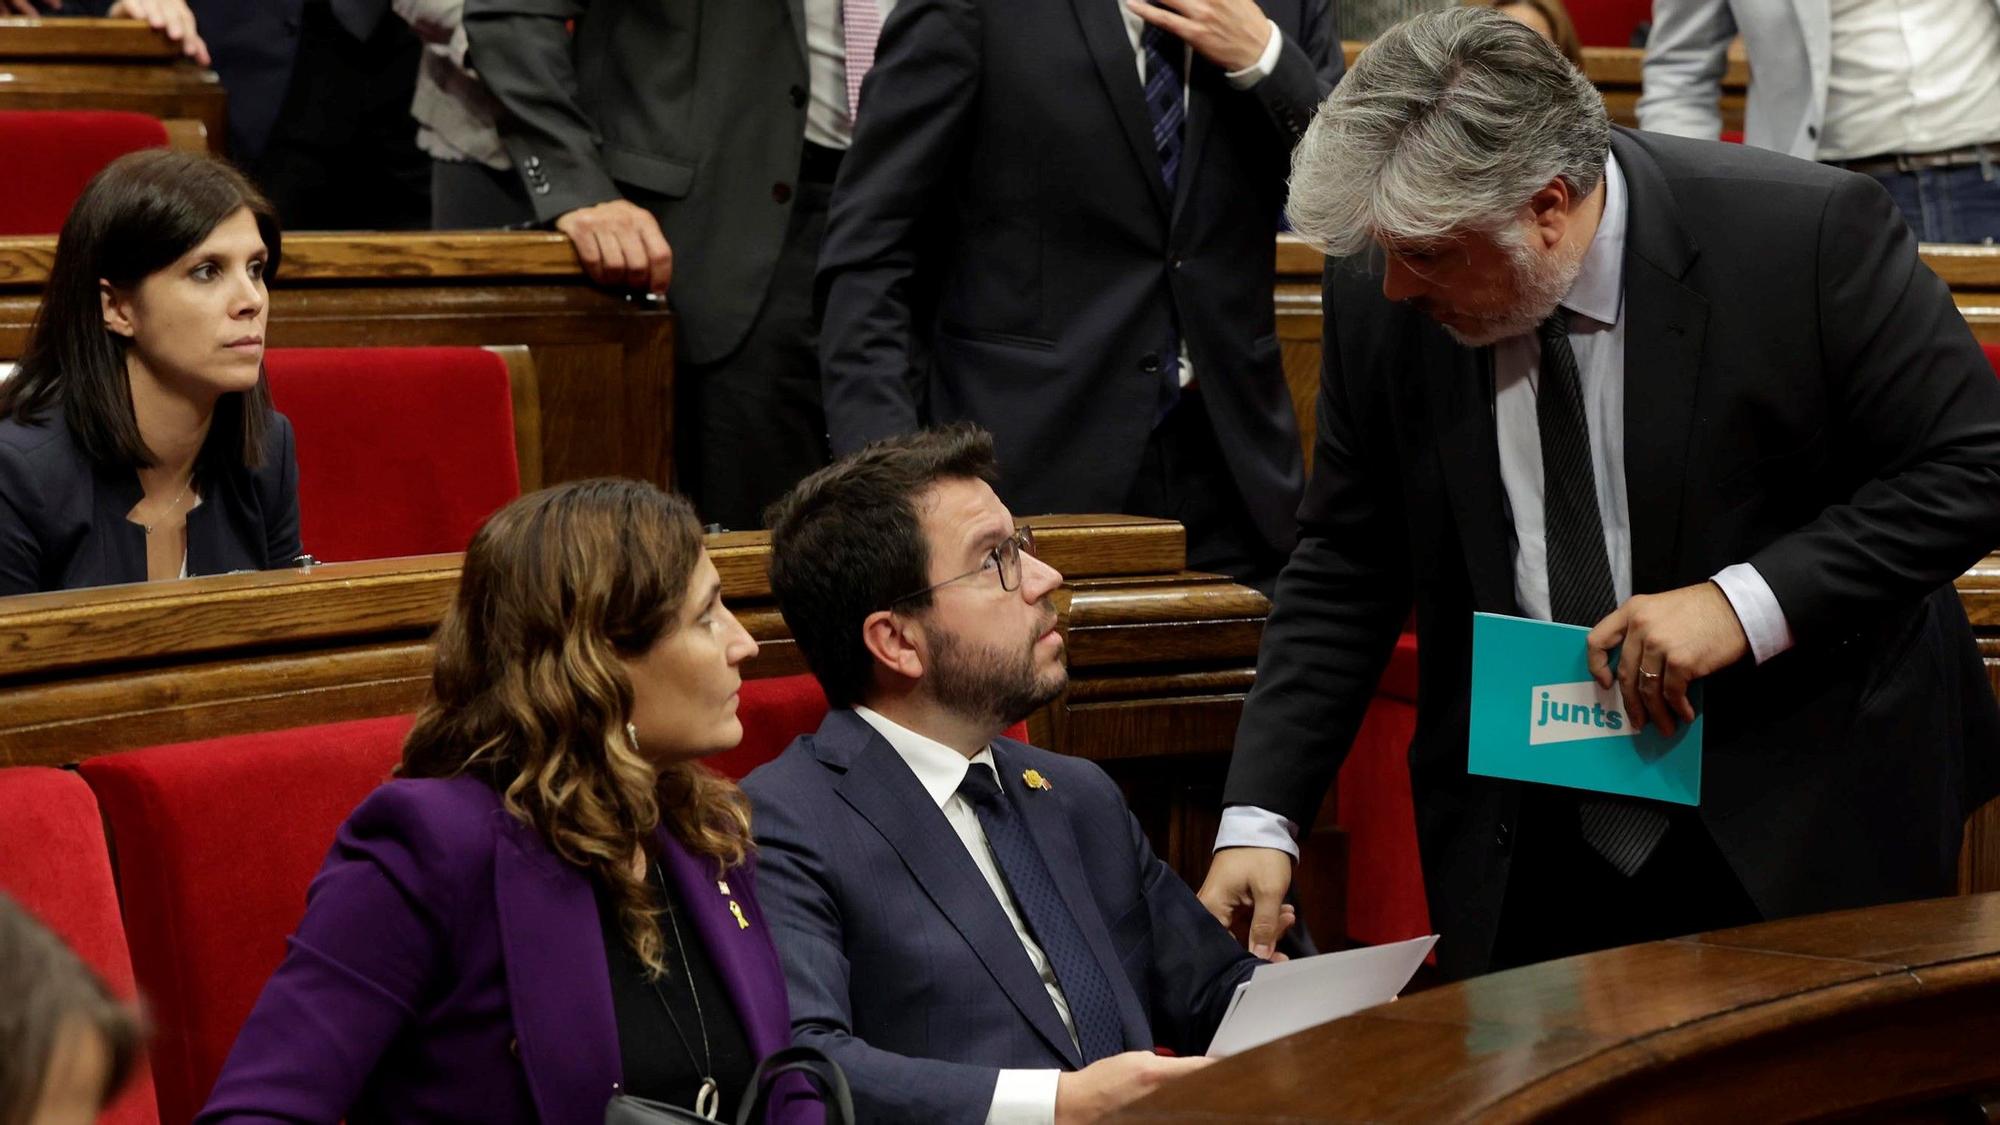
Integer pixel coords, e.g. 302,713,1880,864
1985,341,2000,377
1566,0,1652,47
264,346,535,561
0,18,221,154
0,109,167,236
0,766,160,1125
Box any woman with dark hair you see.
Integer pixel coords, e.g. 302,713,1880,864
0,893,146,1125
0,148,301,596
1464,0,1585,67
201,479,814,1124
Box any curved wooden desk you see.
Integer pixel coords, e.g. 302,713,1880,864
1114,894,2000,1123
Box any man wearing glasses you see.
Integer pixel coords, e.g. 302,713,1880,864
743,425,1277,1125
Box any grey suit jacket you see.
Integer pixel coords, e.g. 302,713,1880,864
464,0,809,365
1639,0,2000,158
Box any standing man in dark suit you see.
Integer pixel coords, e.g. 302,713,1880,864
465,0,856,532
1198,8,2000,980
817,0,1342,590
745,427,1274,1124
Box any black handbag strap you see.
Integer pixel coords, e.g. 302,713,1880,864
733,1045,855,1125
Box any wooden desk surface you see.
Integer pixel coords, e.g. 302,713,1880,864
0,17,223,151
1114,893,2000,1124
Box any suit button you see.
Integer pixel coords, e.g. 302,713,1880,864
790,84,808,108
1807,124,1819,140
1138,353,1161,374
1495,823,1512,850
1170,257,1184,271
772,182,793,203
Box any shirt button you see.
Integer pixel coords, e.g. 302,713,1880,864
772,182,793,204
1138,353,1161,374
1495,822,1513,850
1807,124,1819,140
1170,257,1184,271
790,85,808,108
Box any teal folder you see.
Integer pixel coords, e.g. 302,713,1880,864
1468,612,1701,806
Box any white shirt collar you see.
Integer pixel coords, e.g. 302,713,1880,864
853,705,996,809
1561,151,1627,329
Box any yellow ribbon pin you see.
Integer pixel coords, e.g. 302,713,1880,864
729,900,750,930
1021,769,1052,792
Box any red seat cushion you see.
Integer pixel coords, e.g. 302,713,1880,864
0,111,169,236
264,348,521,562
0,767,160,1125
1983,343,2000,380
1337,631,1431,945
78,716,413,1125
1567,0,1652,46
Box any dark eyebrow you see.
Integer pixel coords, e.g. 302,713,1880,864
693,579,722,615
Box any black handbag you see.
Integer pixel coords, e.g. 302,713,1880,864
604,1045,855,1125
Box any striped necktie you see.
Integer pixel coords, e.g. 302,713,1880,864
843,0,883,122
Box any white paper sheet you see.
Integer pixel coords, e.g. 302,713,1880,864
1204,934,1439,1057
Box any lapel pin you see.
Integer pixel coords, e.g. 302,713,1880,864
717,879,732,896
728,900,750,930
1021,768,1052,792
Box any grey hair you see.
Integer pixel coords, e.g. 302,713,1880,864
1287,7,1610,255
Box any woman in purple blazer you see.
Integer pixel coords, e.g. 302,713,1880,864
200,479,812,1124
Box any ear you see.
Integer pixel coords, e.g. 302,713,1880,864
861,608,927,686
100,280,137,339
1525,178,1575,248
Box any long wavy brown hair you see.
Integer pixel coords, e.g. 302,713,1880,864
401,479,752,978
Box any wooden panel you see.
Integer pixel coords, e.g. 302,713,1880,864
1113,894,2000,1124
0,232,674,488
0,18,224,153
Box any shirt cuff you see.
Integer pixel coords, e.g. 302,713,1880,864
1214,805,1300,859
1224,19,1283,89
1711,563,1796,664
987,1069,1060,1125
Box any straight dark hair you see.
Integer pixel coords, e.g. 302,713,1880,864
764,424,1000,709
0,149,282,476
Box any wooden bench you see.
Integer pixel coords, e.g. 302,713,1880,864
0,17,221,152
0,230,674,488
1342,41,1749,135
1114,892,2000,1123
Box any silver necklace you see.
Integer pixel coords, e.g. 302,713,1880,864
136,475,194,536
648,862,720,1119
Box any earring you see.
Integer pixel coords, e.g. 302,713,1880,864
626,721,640,752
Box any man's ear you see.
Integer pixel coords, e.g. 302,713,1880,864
1526,178,1573,248
861,608,926,685
100,280,137,339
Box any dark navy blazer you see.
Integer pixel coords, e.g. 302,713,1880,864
742,709,1257,1125
0,412,301,596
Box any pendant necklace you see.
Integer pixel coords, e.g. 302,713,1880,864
648,862,720,1119
136,474,194,536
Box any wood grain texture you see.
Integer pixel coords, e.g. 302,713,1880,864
0,20,223,152
1112,894,2000,1124
0,17,185,58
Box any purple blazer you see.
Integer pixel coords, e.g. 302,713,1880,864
199,775,814,1125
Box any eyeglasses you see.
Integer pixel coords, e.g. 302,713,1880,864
889,527,1038,606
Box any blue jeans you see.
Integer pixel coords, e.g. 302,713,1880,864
1865,150,2000,245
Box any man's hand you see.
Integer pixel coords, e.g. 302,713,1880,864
108,0,209,65
554,199,673,295
1196,846,1293,960
1127,0,1274,73
1586,581,1749,736
4,0,56,15
1056,1051,1215,1124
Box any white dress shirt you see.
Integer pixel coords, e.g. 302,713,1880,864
1214,154,1796,858
1817,0,2000,160
852,706,1070,1125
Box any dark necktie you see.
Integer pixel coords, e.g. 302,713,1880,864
329,0,389,42
957,764,1125,1064
1140,24,1186,411
1536,310,1670,878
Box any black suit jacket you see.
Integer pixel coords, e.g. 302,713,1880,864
817,0,1341,553
1226,128,2000,979
0,412,302,595
465,0,809,366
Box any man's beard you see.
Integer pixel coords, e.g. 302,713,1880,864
1439,226,1586,348
924,605,1068,729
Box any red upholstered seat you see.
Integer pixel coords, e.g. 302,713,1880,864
714,673,1030,781
1339,633,1431,945
78,716,413,1125
1567,0,1652,46
0,767,160,1125
1983,343,2000,379
263,347,522,562
0,111,169,236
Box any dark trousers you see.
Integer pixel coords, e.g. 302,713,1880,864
1124,389,1288,595
252,1,430,231
675,173,833,532
1863,155,2000,246
1487,786,1761,972
430,159,534,230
